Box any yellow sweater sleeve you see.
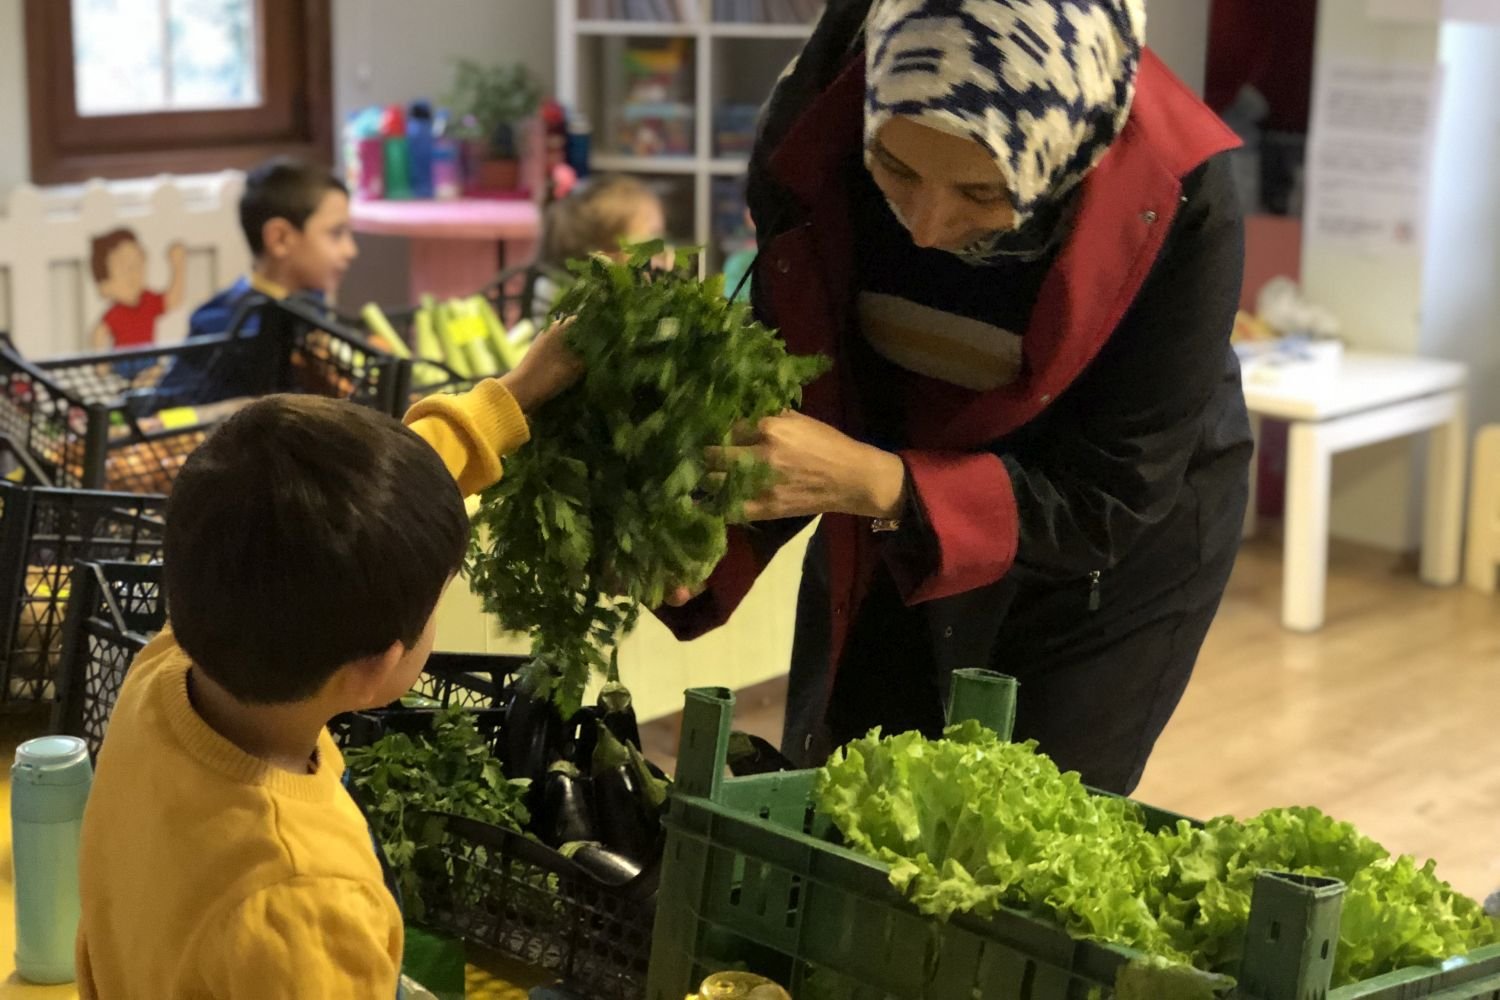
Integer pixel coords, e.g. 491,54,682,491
199,877,401,999
405,379,530,497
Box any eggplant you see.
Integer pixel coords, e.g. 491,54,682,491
503,681,565,789
596,649,641,750
558,840,643,887
726,731,796,776
536,760,595,848
591,723,660,862
565,706,601,771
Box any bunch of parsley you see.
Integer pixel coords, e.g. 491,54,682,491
466,245,826,715
344,707,531,921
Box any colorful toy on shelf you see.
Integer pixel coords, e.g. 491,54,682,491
617,39,694,157
406,101,436,199
379,104,412,200
713,103,759,158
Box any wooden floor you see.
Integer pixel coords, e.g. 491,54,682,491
640,533,1500,904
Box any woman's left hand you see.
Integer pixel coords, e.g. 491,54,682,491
706,411,907,522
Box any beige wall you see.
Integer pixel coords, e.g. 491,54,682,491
0,0,29,195
1146,0,1212,95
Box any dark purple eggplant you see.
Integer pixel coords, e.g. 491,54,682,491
558,840,644,887
596,649,641,750
591,723,659,862
565,706,601,771
536,760,595,848
503,680,565,789
726,731,796,776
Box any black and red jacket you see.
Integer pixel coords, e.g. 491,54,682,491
658,3,1252,724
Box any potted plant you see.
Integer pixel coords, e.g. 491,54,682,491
446,59,543,195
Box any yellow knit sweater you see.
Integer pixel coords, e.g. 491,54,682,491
76,381,529,999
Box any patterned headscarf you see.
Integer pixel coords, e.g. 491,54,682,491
865,0,1147,261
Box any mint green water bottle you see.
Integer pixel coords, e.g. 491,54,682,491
11,735,92,984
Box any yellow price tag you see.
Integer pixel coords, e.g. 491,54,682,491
450,314,485,346
157,407,201,430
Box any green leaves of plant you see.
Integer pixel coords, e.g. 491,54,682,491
466,245,827,715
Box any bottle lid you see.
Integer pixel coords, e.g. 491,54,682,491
14,736,91,785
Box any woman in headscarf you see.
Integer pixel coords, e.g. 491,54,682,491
659,0,1251,794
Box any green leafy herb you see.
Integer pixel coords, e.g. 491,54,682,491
343,707,531,921
816,722,1500,988
467,244,828,715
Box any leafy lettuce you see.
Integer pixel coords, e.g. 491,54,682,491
816,722,1499,987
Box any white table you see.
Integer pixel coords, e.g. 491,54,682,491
1242,351,1469,631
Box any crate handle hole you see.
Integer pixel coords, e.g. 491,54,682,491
1269,921,1281,943
1020,960,1036,1000
1321,939,1330,960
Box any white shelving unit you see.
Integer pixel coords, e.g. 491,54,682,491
556,0,817,269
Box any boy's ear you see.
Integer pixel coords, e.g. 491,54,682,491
342,640,406,710
261,217,299,259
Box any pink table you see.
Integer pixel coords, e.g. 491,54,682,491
350,198,541,310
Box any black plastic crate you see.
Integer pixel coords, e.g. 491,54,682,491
52,560,162,748
0,479,164,705
339,654,657,1000
0,296,406,493
51,567,655,998
52,562,502,758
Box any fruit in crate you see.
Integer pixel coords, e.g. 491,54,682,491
364,297,531,391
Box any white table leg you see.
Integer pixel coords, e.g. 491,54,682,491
1243,413,1262,540
1467,427,1500,593
1421,389,1467,586
1283,421,1332,631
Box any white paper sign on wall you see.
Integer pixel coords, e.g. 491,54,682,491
1304,61,1443,256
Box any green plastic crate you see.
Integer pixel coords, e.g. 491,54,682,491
646,670,1500,1000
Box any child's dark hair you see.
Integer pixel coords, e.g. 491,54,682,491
164,395,468,705
541,174,659,268
89,228,140,283
239,157,349,256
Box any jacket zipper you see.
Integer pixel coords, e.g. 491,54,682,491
1088,570,1102,612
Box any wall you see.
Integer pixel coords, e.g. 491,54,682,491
1422,20,1500,432
334,0,556,310
1146,0,1211,94
0,0,28,196
1301,0,1443,550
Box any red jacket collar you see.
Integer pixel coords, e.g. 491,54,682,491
765,49,1241,451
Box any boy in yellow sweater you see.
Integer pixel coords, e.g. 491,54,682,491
75,326,581,998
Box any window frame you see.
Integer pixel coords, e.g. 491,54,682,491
24,0,333,185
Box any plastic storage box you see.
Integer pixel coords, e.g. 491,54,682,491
0,296,404,493
0,485,162,704
647,672,1500,1000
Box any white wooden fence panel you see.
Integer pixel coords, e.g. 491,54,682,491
0,173,248,358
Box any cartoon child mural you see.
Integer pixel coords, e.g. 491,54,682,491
89,229,187,352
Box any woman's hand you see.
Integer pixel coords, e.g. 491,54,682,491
707,411,907,522
500,318,583,414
